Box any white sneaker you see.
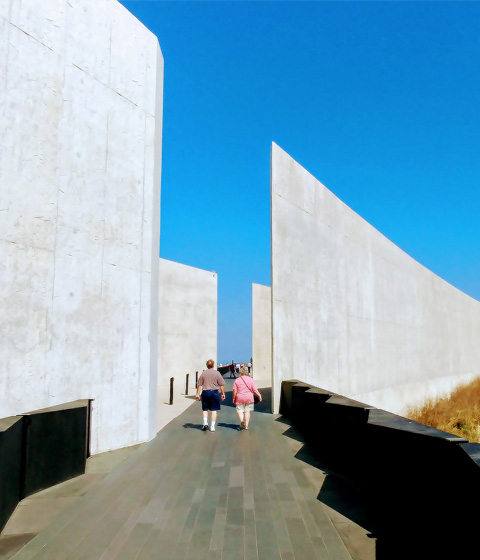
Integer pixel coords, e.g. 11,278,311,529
210,425,215,432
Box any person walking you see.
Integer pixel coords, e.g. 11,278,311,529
195,359,225,432
232,370,262,430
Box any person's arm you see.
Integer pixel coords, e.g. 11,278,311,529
251,381,262,402
232,387,237,404
217,372,226,400
195,375,203,400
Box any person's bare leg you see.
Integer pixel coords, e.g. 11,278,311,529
202,411,209,430
209,410,218,431
244,410,251,429
236,409,244,428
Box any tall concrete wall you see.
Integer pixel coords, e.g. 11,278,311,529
271,143,480,414
0,0,163,453
158,258,217,418
252,283,272,388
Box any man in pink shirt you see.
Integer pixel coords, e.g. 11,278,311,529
195,359,225,432
232,371,262,430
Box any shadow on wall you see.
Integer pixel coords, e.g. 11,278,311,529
279,380,480,560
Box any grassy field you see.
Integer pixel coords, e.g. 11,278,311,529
406,377,480,443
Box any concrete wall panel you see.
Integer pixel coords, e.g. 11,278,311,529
158,259,217,424
271,143,480,413
0,0,163,453
252,284,272,388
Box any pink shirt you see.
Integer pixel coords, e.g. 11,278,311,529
233,376,258,405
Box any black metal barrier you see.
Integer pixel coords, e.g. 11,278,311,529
0,400,91,533
0,416,23,532
280,380,480,560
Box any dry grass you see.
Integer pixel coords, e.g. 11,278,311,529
406,377,480,443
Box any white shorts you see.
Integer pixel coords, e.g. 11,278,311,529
236,403,254,412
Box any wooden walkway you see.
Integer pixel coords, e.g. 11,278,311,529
11,381,369,560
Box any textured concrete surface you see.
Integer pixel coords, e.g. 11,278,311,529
157,394,197,433
0,0,163,453
158,258,217,429
271,143,480,414
252,283,272,389
3,381,373,560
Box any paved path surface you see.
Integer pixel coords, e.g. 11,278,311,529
9,381,372,560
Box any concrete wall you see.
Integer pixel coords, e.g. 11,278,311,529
0,0,163,453
271,143,480,414
252,283,272,388
158,258,217,418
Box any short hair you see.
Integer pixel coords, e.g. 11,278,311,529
206,359,214,368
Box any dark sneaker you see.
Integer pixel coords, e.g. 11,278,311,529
202,425,208,431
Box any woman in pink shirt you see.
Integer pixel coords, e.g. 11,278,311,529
232,371,262,430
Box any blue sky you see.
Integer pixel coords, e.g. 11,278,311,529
120,1,480,364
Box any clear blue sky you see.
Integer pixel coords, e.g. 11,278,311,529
120,1,480,364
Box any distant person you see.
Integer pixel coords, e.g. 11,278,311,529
248,361,252,374
235,363,240,375
195,359,225,432
229,363,235,378
232,370,262,430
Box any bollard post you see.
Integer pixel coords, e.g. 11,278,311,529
195,371,199,388
169,377,174,405
185,373,189,396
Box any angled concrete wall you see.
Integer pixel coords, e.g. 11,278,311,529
271,143,480,414
0,0,163,453
158,258,217,421
252,283,272,388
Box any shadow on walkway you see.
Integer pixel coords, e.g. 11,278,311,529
277,416,376,560
182,422,203,431
182,422,241,432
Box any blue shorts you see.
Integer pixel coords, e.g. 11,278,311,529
201,390,221,411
